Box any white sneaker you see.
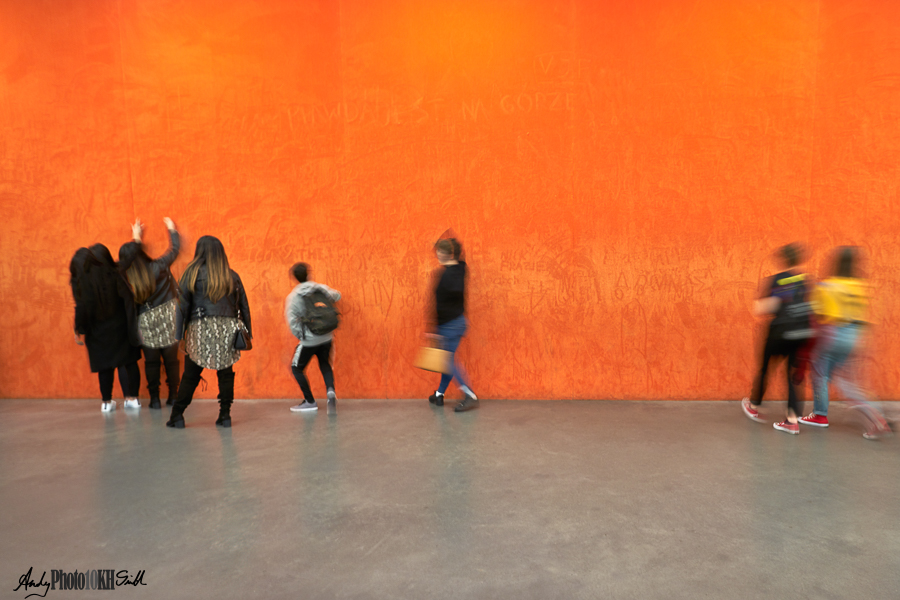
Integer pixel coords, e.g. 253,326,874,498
101,401,116,412
123,398,141,409
290,401,318,412
327,389,337,415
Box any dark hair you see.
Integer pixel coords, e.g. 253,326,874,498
69,247,89,302
82,244,122,320
435,238,462,260
434,239,454,255
780,243,802,268
88,243,115,267
119,241,156,304
290,262,309,283
180,236,233,303
835,246,857,278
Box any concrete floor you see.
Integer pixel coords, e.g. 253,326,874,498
1,399,899,600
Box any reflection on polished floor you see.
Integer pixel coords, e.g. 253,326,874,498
1,399,899,599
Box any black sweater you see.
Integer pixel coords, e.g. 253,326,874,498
137,229,180,314
435,262,466,326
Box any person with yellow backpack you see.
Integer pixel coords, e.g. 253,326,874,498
798,247,891,439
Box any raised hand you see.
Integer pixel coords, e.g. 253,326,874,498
132,219,144,242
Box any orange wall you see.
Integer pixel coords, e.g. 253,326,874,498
2,0,900,400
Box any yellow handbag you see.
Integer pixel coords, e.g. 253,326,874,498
414,343,452,374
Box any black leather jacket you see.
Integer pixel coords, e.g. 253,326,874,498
175,267,252,340
137,229,180,315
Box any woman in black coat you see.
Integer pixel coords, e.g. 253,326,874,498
118,218,181,409
71,244,143,411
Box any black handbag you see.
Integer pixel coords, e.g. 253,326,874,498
234,325,251,351
232,285,252,351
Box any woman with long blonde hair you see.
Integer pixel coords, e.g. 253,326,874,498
167,236,251,429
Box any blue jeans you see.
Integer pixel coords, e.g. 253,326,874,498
812,324,881,421
437,316,471,394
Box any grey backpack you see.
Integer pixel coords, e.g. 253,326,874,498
300,289,339,339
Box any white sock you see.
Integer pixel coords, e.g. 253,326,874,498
459,386,477,400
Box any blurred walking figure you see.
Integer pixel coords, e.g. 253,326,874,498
427,238,478,412
741,243,814,434
167,236,251,429
71,244,142,411
118,218,181,409
285,263,341,415
799,247,890,439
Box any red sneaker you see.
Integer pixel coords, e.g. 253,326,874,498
799,413,829,428
774,420,800,435
863,419,892,440
742,398,765,423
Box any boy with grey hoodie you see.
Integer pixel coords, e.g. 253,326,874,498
285,263,341,414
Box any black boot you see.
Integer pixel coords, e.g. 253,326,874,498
164,347,180,407
216,370,235,427
149,394,161,410
166,405,186,428
168,356,201,427
216,402,232,427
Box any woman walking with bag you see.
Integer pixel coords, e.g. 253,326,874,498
118,218,181,409
427,238,479,412
167,236,251,429
71,244,143,411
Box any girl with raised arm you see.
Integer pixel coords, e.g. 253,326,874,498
118,218,181,409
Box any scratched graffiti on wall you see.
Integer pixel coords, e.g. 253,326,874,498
2,0,900,400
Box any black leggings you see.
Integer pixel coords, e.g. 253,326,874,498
750,335,805,417
98,362,140,401
291,341,334,402
174,356,235,409
143,344,180,399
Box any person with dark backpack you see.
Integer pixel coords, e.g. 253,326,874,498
285,263,341,414
741,243,815,434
